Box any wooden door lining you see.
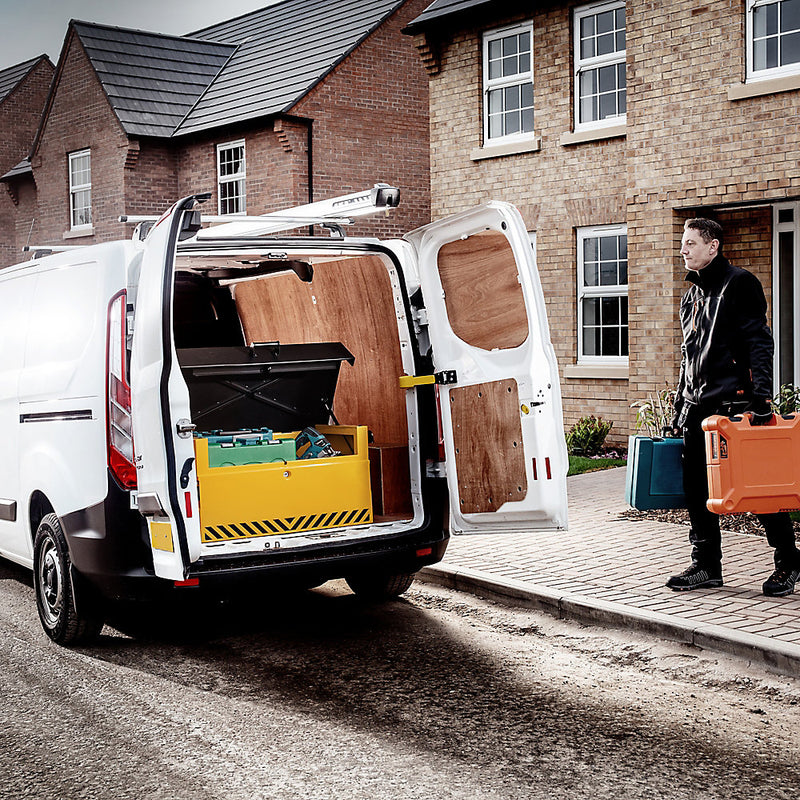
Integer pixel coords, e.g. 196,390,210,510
232,255,408,444
436,230,529,351
449,378,527,514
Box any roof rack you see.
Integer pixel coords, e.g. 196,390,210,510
119,183,400,241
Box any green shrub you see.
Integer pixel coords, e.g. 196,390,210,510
565,415,613,456
773,383,800,415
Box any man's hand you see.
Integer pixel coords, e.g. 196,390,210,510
749,398,774,426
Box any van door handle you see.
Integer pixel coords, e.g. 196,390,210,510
180,458,195,489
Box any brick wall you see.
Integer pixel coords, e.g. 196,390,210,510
293,0,431,237
0,58,54,266
423,4,630,440
421,0,799,441
28,35,128,249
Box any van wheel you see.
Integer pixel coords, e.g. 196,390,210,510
33,514,104,646
345,571,416,599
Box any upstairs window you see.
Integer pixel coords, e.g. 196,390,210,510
69,149,92,229
574,1,626,130
217,140,246,215
577,225,628,363
483,23,534,143
748,0,800,80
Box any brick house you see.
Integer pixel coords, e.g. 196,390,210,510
0,55,55,267
405,0,800,443
0,0,430,265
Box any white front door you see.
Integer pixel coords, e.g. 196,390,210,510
405,202,568,534
774,202,800,390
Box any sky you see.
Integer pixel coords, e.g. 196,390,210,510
0,0,280,71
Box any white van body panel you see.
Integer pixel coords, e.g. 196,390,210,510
404,202,569,534
0,243,136,564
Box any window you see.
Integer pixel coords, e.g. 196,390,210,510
748,0,800,79
574,2,626,130
69,149,92,229
217,140,246,215
577,225,628,363
483,23,534,143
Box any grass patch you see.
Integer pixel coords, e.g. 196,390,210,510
568,455,627,476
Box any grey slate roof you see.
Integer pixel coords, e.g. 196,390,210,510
72,22,236,137
403,0,500,33
0,158,32,182
175,0,406,136
0,55,49,105
67,0,407,139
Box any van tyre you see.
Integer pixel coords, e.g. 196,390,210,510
34,514,104,646
345,571,416,599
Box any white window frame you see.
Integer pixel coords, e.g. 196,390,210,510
482,22,535,145
216,139,246,215
68,149,92,230
577,224,628,365
772,202,800,390
573,1,626,132
747,0,800,81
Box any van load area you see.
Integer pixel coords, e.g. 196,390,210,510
172,249,420,558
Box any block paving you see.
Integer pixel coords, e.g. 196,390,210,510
433,467,800,671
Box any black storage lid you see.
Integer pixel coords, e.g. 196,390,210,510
178,342,354,432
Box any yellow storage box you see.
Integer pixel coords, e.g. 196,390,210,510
195,425,373,543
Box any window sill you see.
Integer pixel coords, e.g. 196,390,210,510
728,73,800,100
470,137,541,161
564,363,629,380
63,227,94,240
559,123,626,146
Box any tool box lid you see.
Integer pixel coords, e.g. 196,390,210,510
178,342,354,432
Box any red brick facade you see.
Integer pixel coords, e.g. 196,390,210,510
0,57,54,266
0,0,430,263
413,0,800,443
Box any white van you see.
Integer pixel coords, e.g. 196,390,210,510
0,187,568,645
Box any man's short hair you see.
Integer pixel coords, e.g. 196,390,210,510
684,217,723,246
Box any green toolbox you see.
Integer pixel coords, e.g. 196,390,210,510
199,429,297,468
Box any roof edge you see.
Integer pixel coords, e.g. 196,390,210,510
403,0,501,34
0,54,54,107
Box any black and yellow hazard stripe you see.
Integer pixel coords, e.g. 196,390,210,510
202,507,372,542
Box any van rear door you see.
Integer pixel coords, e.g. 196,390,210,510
404,202,568,534
130,197,202,580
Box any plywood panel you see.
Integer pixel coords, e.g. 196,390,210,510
234,256,408,444
437,231,528,351
450,379,527,514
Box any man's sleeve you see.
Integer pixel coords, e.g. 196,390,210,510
734,271,774,399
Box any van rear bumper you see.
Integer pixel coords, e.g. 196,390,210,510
61,474,449,602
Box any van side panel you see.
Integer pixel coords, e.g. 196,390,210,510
18,258,118,524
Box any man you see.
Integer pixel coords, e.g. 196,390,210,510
667,217,800,596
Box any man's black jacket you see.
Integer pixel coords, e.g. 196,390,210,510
675,254,773,417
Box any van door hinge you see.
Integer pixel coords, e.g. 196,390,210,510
398,370,457,389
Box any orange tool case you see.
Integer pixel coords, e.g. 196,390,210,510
703,413,800,514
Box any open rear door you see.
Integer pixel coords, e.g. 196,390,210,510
130,197,202,580
405,202,568,534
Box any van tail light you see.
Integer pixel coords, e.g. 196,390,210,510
107,291,137,489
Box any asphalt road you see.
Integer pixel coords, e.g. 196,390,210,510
1,558,800,800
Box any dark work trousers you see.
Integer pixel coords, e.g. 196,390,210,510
682,404,800,571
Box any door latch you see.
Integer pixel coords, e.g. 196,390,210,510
176,419,196,438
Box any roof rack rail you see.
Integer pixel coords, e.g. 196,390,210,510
119,183,400,242
23,245,87,259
